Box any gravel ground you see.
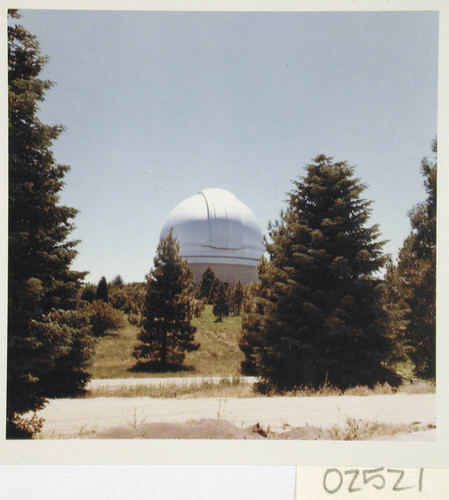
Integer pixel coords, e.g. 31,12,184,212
35,391,436,440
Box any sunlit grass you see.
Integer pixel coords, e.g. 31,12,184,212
89,305,244,379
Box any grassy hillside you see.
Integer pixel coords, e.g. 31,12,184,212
89,305,244,379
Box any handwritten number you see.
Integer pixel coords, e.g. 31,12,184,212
322,467,423,494
363,468,385,490
344,470,362,493
323,469,343,494
387,469,414,491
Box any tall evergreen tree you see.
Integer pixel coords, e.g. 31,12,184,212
396,141,436,379
241,155,400,390
96,276,109,302
231,280,244,316
212,279,231,322
133,230,200,369
8,10,92,437
240,261,269,375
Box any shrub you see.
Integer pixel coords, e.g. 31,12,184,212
85,300,125,337
80,285,96,303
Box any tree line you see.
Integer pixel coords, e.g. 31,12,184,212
7,11,436,438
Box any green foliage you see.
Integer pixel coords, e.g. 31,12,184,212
89,304,243,379
133,230,201,369
111,274,124,288
109,281,146,314
38,309,95,398
7,11,90,437
231,280,244,316
212,279,231,322
80,284,96,303
240,271,268,375
85,300,125,337
199,267,217,304
396,141,436,379
241,155,400,391
96,276,109,302
380,259,410,369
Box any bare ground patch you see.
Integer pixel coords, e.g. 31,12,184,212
33,392,436,440
90,418,435,440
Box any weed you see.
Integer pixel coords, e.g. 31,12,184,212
126,407,147,428
217,398,227,419
281,419,291,430
320,417,424,440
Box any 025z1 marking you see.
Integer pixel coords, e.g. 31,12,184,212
322,468,424,494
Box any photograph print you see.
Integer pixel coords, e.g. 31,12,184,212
7,7,438,448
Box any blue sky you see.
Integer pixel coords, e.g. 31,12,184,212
15,9,438,284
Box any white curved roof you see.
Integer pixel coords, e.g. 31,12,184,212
160,188,264,266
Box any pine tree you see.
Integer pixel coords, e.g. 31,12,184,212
96,276,109,302
231,280,244,316
8,10,92,437
240,264,269,375
380,259,409,370
241,155,400,391
111,275,125,288
396,141,436,379
212,279,231,322
133,230,200,369
199,267,216,303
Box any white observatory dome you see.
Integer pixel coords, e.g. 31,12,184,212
160,188,264,286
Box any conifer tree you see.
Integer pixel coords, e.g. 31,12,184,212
96,276,109,302
199,267,216,303
241,155,400,390
133,230,200,369
396,141,436,379
212,279,231,322
8,10,92,437
231,280,244,316
239,265,269,375
111,275,125,288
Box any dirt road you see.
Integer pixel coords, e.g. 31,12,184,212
36,392,435,439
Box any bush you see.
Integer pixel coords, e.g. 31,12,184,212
109,288,128,310
128,313,142,326
85,300,125,337
80,285,96,303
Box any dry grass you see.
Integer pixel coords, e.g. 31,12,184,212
260,380,435,398
320,417,427,440
84,377,255,399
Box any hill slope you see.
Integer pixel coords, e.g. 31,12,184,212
89,305,244,379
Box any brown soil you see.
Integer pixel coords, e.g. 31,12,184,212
92,418,322,440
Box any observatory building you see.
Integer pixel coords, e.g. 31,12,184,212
160,188,264,286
